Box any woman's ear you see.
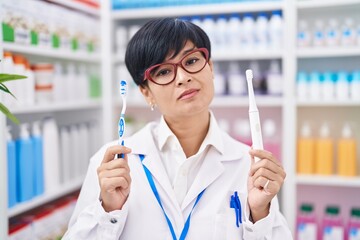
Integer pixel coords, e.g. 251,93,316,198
139,85,155,105
208,59,214,72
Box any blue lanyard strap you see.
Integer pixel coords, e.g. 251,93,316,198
139,154,205,240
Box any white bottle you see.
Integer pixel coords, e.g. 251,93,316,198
227,62,246,96
255,12,269,50
267,60,283,96
325,18,340,47
227,13,242,50
321,72,335,100
78,123,90,176
313,19,325,47
191,16,202,28
2,52,17,106
213,63,227,96
60,126,71,182
242,13,256,50
336,71,350,100
214,15,227,52
12,55,27,106
115,25,127,55
42,117,61,192
202,16,216,48
65,64,76,101
53,63,64,103
24,59,35,106
249,61,263,94
78,65,89,101
233,118,252,146
297,19,311,48
263,119,281,160
341,18,356,46
350,70,360,101
268,10,283,50
309,71,321,101
297,72,309,101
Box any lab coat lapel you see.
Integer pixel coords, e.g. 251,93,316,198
181,147,224,210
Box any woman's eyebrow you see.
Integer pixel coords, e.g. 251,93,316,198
168,47,196,60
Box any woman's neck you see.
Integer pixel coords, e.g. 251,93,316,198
165,111,210,158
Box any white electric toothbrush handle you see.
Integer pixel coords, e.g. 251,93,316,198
249,111,264,162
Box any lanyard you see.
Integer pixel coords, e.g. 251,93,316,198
139,154,205,240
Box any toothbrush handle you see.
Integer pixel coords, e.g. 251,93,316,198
249,111,264,162
116,140,125,159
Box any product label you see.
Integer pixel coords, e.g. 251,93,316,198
349,227,360,240
323,226,344,240
298,223,317,240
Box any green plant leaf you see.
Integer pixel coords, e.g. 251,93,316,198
0,102,19,124
0,74,27,83
0,82,16,99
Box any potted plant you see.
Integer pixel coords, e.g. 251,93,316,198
0,73,26,124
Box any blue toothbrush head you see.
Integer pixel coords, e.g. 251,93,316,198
120,80,127,96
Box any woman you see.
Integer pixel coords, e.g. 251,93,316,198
63,18,292,239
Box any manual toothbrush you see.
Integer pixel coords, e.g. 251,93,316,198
116,79,127,159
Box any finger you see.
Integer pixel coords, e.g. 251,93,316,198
252,167,284,183
249,149,281,167
98,168,130,181
100,176,131,192
102,146,132,163
249,159,286,178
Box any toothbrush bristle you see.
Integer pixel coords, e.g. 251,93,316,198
246,69,253,81
120,80,127,95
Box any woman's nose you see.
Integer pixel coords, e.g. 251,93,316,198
175,67,192,86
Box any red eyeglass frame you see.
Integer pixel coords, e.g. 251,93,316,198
143,48,209,86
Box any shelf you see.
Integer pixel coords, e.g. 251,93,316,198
212,96,283,107
3,43,100,63
11,99,102,114
296,47,360,58
297,100,360,107
297,175,360,187
297,0,360,9
8,177,83,218
48,0,100,16
112,1,284,20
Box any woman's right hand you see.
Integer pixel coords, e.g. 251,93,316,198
97,145,132,212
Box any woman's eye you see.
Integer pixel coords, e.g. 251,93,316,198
156,69,171,77
186,58,198,65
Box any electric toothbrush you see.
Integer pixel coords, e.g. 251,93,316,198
246,69,264,163
116,79,127,159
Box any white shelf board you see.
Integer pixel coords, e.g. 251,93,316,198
3,43,100,63
296,47,360,58
48,0,100,16
297,0,360,9
112,1,284,20
297,175,360,187
297,100,360,107
212,96,283,107
11,100,102,114
8,177,83,218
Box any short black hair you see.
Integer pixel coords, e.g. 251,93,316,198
125,18,211,87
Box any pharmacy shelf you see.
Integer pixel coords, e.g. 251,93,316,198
112,1,284,20
3,43,100,63
211,96,283,107
11,100,102,114
296,47,360,58
297,0,360,9
8,177,83,218
296,175,360,187
297,100,360,107
48,0,100,16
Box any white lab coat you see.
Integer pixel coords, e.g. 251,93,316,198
63,121,293,240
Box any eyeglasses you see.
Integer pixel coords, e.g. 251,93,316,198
143,48,209,86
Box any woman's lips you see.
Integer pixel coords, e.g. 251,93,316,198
178,89,199,100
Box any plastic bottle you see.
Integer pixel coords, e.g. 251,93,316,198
297,71,309,101
65,64,76,101
321,71,336,100
337,123,357,177
24,59,35,106
325,18,341,47
350,70,360,101
249,61,265,94
268,10,283,49
227,62,246,96
296,203,317,240
42,117,61,193
315,123,333,175
78,65,89,101
31,121,44,196
70,125,81,178
16,123,34,202
12,55,27,106
53,63,64,103
213,63,227,96
347,208,360,240
336,71,350,100
309,71,322,101
227,13,242,50
202,16,215,48
242,13,256,50
233,119,252,146
60,126,72,182
7,126,17,208
297,122,315,174
341,18,356,46
313,19,325,47
78,123,90,176
267,60,283,96
2,52,17,107
297,19,311,48
322,206,344,240
214,15,227,52
255,12,269,50
190,16,202,28
263,119,281,161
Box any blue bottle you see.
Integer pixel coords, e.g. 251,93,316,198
16,123,34,202
32,121,44,196
7,126,17,208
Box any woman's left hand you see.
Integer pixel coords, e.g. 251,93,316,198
247,149,286,222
